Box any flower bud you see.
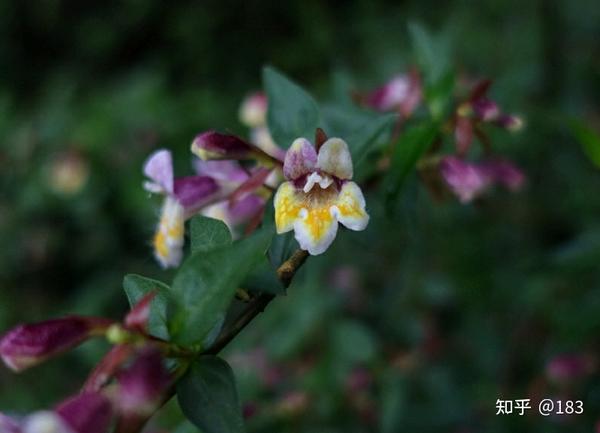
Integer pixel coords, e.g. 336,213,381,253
116,348,171,416
124,292,156,333
239,92,268,128
0,317,111,372
495,114,524,132
471,98,500,121
55,392,113,433
191,131,255,161
439,157,491,203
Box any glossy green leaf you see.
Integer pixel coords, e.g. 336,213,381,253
263,66,320,149
569,119,600,168
385,121,439,209
123,274,170,340
168,228,273,346
190,215,232,253
177,356,245,433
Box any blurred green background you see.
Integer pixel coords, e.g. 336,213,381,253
1,0,599,432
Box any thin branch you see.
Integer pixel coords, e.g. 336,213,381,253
206,249,309,355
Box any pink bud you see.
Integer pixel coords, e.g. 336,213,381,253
191,131,255,161
439,157,492,203
116,348,171,416
481,159,526,191
471,98,500,121
239,92,268,128
0,317,112,372
55,392,113,433
124,292,156,333
495,114,524,132
364,71,422,116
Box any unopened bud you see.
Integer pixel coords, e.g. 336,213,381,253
191,131,255,161
239,92,268,128
0,317,111,372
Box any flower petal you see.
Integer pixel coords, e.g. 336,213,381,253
143,149,173,194
239,92,267,128
274,182,303,234
331,182,369,231
173,175,221,217
303,172,333,193
439,157,492,203
55,392,113,433
293,206,338,255
283,138,317,180
153,197,185,268
193,160,249,183
317,138,353,180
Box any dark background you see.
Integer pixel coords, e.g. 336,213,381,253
0,1,599,432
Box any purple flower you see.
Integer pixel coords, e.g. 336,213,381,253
439,156,525,203
116,348,171,416
143,150,232,268
364,70,422,116
55,392,113,433
439,157,492,203
274,137,369,255
0,317,112,372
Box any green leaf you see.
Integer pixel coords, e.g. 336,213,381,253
177,356,245,433
569,119,600,168
244,258,286,296
123,274,170,340
190,215,232,253
168,229,273,346
385,121,439,209
263,66,320,149
408,22,455,119
321,105,395,162
408,22,452,85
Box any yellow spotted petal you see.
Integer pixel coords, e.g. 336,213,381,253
331,181,369,231
274,181,303,234
293,206,338,255
153,196,185,268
